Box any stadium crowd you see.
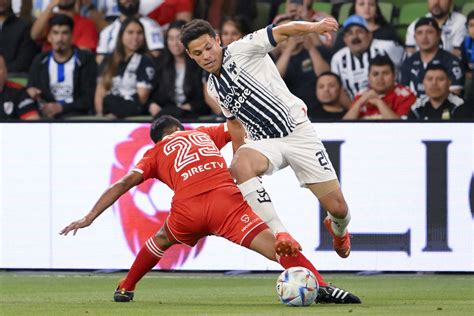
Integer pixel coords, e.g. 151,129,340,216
0,0,472,121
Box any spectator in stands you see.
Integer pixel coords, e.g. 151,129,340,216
0,0,38,73
31,0,98,51
460,11,474,76
275,17,331,118
201,0,256,29
405,0,466,57
0,54,40,120
333,0,401,53
220,15,251,47
149,20,207,119
148,0,193,27
401,18,464,98
96,0,164,64
314,71,347,120
408,64,470,120
80,0,117,32
95,17,155,119
343,55,416,120
331,15,404,100
27,15,96,119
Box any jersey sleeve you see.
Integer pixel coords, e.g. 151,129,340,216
393,86,416,116
142,18,164,50
385,41,404,68
196,123,231,150
448,57,464,91
229,25,277,57
96,26,111,55
136,56,155,89
16,90,39,119
451,15,467,49
133,147,157,180
405,20,417,48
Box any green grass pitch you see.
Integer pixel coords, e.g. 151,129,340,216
1,272,473,315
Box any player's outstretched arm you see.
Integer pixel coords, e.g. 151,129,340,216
59,171,143,236
272,18,339,45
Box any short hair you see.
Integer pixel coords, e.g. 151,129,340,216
181,19,217,49
369,55,395,73
423,63,450,79
316,71,342,86
414,17,440,33
150,115,185,143
49,14,74,32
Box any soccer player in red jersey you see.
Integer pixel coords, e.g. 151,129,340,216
60,116,361,304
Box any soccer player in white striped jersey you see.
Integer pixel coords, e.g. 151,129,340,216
181,18,352,259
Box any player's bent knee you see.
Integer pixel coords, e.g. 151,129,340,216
153,226,173,249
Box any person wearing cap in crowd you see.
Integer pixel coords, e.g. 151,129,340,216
408,64,470,120
400,17,464,98
405,0,466,57
330,14,404,100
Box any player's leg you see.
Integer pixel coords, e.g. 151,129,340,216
284,122,352,258
246,228,328,287
246,228,360,304
114,225,176,302
310,184,352,258
231,146,301,256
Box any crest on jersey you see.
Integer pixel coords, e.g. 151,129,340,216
111,125,206,269
3,101,13,115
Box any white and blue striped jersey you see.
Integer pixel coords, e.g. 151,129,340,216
207,25,307,141
48,51,77,104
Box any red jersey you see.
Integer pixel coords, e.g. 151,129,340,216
134,124,234,199
353,84,416,119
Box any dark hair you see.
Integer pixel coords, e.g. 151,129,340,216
369,55,395,73
48,14,74,31
181,19,217,49
348,0,388,26
150,115,185,143
467,10,474,25
316,71,342,86
220,15,251,37
424,63,450,79
415,17,441,33
166,19,187,49
102,17,149,91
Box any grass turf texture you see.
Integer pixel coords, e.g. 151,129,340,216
1,272,473,315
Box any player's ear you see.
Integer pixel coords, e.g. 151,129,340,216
215,35,221,46
185,49,194,60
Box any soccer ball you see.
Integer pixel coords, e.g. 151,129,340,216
276,267,319,306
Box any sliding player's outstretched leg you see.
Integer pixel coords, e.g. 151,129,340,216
247,227,361,304
114,226,174,302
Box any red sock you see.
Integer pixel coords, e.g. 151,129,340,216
278,252,328,286
121,237,165,291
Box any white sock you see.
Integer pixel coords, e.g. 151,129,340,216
238,177,287,234
327,211,351,237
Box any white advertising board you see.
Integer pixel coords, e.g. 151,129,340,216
0,123,472,271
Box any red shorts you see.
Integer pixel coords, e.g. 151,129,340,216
164,185,268,248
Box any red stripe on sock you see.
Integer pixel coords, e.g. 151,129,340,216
278,252,328,287
121,238,165,291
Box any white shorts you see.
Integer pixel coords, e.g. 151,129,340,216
241,120,338,187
